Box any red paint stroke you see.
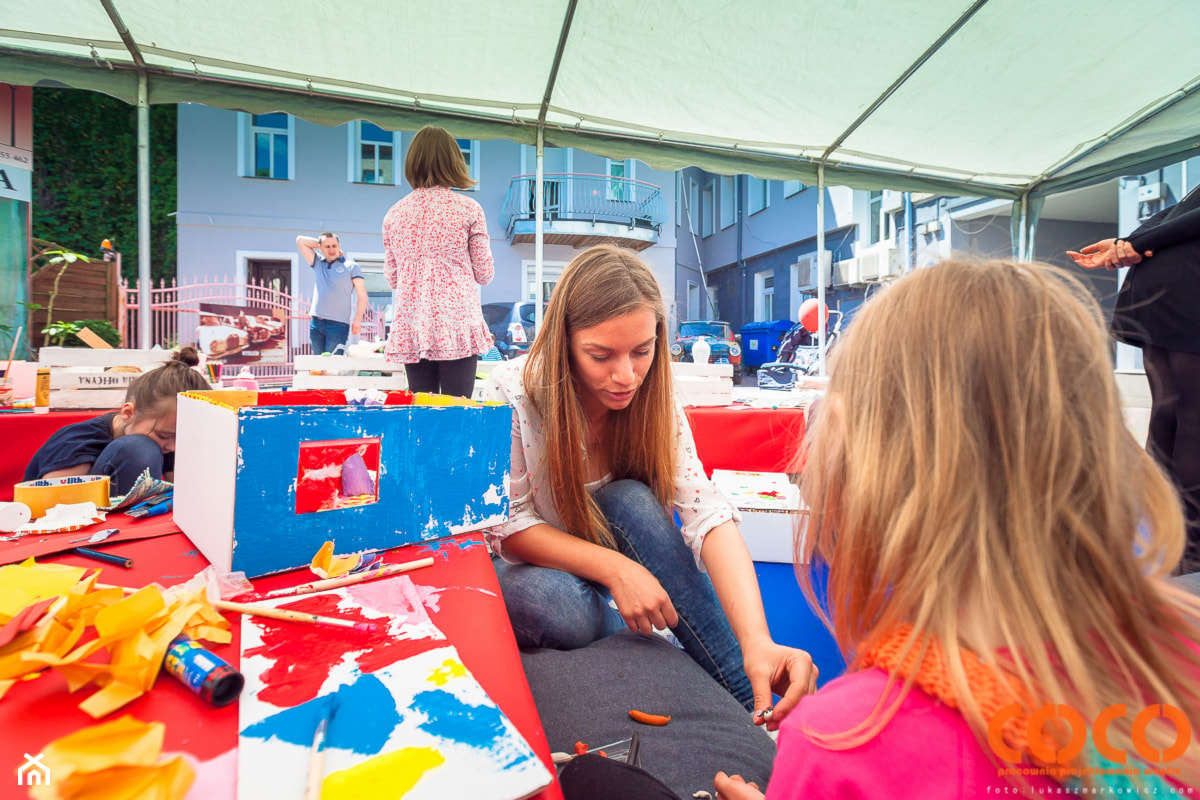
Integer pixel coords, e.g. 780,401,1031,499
242,593,440,707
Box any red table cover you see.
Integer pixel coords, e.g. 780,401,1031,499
0,529,563,800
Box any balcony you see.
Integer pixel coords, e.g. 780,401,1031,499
500,174,667,252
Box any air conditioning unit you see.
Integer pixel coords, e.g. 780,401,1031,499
858,245,900,282
832,257,860,287
793,250,832,290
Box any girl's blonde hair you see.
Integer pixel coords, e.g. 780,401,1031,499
523,245,676,548
799,258,1200,782
404,126,475,190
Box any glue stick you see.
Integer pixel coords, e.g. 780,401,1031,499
34,367,50,413
163,635,244,707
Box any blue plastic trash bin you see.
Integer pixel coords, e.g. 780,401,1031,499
738,320,794,369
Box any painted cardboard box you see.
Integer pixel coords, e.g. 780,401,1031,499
174,390,510,577
710,469,807,564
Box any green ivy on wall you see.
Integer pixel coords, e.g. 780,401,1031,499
31,88,176,284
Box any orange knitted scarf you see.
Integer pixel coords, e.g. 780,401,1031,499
859,623,1073,777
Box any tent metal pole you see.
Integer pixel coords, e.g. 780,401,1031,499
535,126,544,333
137,72,151,349
817,164,827,377
1017,191,1029,263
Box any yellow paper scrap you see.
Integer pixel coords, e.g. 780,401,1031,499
94,586,166,641
310,540,360,579
0,561,231,717
29,716,195,800
0,559,87,620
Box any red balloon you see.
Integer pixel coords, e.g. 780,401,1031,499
799,299,829,333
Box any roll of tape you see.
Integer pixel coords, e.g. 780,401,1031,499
13,475,110,519
0,502,32,533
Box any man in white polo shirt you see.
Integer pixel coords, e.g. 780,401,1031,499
296,232,368,355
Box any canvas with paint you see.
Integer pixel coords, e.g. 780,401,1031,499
238,575,553,800
710,469,801,512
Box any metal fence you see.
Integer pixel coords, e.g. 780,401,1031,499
122,277,386,384
499,173,667,234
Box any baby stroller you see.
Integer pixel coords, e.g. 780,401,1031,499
757,308,843,390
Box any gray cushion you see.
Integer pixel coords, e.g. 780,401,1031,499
520,632,775,798
1172,571,1200,596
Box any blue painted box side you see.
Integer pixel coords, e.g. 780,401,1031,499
230,404,511,576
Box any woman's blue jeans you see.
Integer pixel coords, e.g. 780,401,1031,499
493,479,753,709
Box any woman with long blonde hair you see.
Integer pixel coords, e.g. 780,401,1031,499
484,245,816,714
716,259,1200,799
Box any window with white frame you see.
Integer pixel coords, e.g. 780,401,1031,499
754,270,775,320
350,122,398,184
687,281,700,320
701,180,715,238
239,112,293,180
748,177,770,215
784,180,804,197
456,139,480,188
719,175,735,229
869,190,885,244
607,158,634,201
522,260,567,302
688,177,700,234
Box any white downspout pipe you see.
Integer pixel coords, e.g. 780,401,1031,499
137,73,151,349
534,127,545,334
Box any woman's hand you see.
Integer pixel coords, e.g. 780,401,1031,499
1067,238,1117,269
741,638,818,731
1067,238,1150,269
606,558,680,635
714,771,765,800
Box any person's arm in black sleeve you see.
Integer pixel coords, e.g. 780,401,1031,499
1127,190,1200,253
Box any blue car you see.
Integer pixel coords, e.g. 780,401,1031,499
670,320,744,381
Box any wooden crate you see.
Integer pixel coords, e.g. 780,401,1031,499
39,347,203,409
292,354,409,391
672,361,734,407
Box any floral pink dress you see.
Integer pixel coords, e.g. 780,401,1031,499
383,186,495,363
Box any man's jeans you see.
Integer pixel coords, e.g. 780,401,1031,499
493,479,753,709
309,317,350,356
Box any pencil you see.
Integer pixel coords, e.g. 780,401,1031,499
213,600,372,631
262,557,435,599
71,547,133,568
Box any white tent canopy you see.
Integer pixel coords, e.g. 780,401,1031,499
4,0,1199,200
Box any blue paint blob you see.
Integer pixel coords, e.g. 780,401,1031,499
412,689,505,749
242,673,401,755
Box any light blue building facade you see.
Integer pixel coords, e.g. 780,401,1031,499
175,104,678,322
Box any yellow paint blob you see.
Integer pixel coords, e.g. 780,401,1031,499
426,658,468,686
321,747,445,799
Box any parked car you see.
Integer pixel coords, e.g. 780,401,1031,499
482,301,538,359
670,320,744,381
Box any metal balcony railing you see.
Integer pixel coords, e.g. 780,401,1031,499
500,173,667,236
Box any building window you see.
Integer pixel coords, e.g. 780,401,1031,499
688,177,700,234
748,177,769,215
676,173,683,226
687,281,700,320
607,158,634,201
457,139,480,188
239,112,293,180
719,175,735,229
868,190,892,244
701,180,715,238
784,180,804,197
755,270,775,320
351,122,397,184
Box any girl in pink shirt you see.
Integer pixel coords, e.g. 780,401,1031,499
717,259,1200,799
383,126,494,397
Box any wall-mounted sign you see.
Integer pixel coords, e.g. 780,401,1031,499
0,165,30,203
0,84,33,172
